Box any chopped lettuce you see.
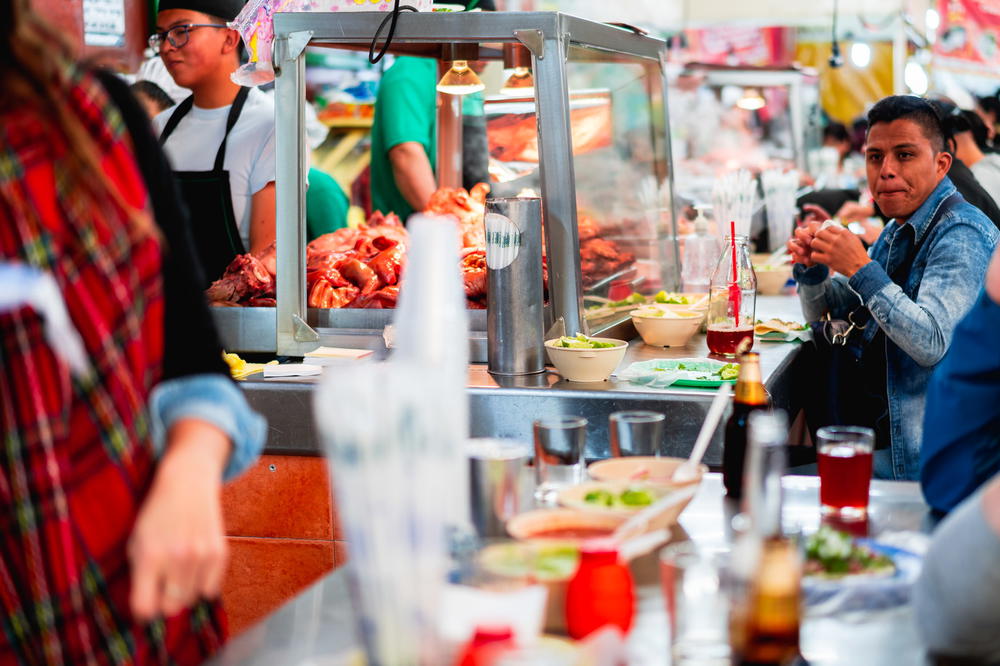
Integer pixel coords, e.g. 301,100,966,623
717,363,740,380
804,526,895,578
583,489,615,507
653,291,691,305
604,292,647,308
583,487,655,509
619,488,655,507
556,334,618,349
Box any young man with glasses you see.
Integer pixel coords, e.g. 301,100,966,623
151,0,277,284
788,95,998,481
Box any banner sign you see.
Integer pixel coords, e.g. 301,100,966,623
935,0,1000,72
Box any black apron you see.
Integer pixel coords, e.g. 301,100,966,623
159,86,250,286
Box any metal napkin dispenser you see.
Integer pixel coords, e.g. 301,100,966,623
485,197,545,376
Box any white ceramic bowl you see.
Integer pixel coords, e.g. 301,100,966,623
556,480,668,517
587,456,707,488
754,265,793,295
544,337,628,382
505,508,624,542
630,308,703,347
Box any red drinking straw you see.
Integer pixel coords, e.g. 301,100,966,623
729,220,740,327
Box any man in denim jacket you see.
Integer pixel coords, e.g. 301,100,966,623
788,96,998,480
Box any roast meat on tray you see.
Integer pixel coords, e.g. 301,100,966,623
206,184,634,309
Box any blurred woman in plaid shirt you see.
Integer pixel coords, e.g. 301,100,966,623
0,0,265,662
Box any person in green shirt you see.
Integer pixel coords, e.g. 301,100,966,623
369,56,439,221
306,167,349,240
368,0,492,222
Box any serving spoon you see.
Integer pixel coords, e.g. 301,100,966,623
672,381,733,483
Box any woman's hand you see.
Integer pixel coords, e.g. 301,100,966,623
129,419,231,621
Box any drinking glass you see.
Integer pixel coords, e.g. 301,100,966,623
707,235,756,357
660,541,732,665
533,416,587,502
816,426,875,520
467,439,532,539
609,410,665,457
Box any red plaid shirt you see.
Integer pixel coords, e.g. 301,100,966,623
0,68,226,664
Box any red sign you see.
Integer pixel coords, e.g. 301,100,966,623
684,26,790,67
935,0,1000,69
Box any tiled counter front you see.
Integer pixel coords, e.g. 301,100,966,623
220,454,343,634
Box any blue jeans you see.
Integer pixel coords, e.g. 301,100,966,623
873,448,896,480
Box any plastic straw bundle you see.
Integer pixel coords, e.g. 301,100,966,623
638,176,673,236
315,216,470,665
761,169,800,252
711,169,757,238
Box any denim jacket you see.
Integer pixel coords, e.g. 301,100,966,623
149,374,266,482
794,177,998,480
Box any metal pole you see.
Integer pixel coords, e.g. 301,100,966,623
656,52,682,292
893,9,906,94
437,63,464,188
533,23,586,336
273,30,314,355
788,78,807,172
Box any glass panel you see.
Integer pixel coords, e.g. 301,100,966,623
485,47,679,330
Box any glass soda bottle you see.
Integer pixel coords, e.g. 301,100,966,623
729,411,801,666
723,352,769,500
707,234,757,357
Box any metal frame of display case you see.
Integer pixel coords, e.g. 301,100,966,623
682,64,816,173
218,11,677,356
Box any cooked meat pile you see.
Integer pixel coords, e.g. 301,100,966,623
206,184,634,309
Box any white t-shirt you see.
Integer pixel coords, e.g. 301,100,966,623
971,154,1000,209
153,87,276,251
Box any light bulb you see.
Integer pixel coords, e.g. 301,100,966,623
499,66,534,96
850,42,871,68
736,88,766,111
925,8,940,32
436,60,485,95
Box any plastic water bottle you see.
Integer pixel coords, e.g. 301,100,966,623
682,205,720,294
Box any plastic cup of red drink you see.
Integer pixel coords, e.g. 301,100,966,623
816,426,875,521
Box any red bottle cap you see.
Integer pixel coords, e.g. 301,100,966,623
579,538,620,564
470,625,514,645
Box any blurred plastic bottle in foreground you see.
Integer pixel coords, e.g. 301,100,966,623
315,215,471,665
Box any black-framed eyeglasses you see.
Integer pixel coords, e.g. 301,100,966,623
149,23,228,53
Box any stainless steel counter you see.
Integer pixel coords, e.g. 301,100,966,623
242,296,809,463
210,474,933,666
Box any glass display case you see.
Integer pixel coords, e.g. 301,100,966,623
213,11,678,357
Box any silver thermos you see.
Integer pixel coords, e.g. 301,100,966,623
485,197,545,376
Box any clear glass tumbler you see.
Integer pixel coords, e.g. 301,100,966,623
816,425,875,521
660,541,732,666
609,410,666,457
533,416,587,503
